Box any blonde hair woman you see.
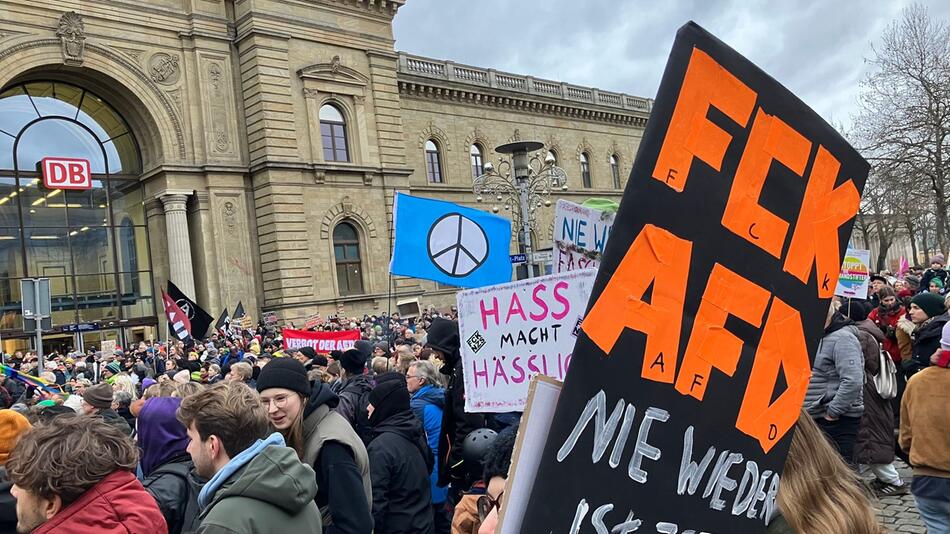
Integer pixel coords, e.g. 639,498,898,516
772,411,885,533
111,373,138,401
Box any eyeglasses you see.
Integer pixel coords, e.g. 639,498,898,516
406,373,422,382
260,394,291,409
477,491,504,522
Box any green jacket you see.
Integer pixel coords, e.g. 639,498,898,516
196,444,322,534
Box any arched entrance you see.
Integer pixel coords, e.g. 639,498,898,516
0,80,157,355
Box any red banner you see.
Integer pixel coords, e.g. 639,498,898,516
282,329,361,353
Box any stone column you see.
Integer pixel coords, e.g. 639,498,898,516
160,193,196,298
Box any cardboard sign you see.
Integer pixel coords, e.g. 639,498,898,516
834,248,871,298
456,269,596,412
41,157,92,190
304,313,323,330
553,200,615,274
520,23,868,533
282,328,360,353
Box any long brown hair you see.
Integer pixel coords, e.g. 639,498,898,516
778,412,884,533
280,393,308,458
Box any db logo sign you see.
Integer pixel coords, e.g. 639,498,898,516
41,158,92,190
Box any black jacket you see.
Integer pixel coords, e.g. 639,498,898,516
99,408,132,436
141,454,203,534
0,466,15,534
335,374,374,444
367,411,434,534
908,313,949,376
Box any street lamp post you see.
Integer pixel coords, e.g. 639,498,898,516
473,141,567,278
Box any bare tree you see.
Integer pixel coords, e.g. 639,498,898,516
857,4,950,258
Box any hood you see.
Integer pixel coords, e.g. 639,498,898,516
426,318,461,368
201,436,317,516
411,384,445,409
340,373,374,395
372,410,428,458
138,397,189,477
856,319,885,343
824,311,852,336
303,380,339,419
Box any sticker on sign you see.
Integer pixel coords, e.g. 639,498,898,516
41,158,92,190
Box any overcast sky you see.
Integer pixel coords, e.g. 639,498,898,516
393,1,950,130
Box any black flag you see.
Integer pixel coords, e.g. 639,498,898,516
233,301,246,321
215,307,230,331
167,281,214,340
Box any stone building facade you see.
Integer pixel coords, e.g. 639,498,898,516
0,0,649,349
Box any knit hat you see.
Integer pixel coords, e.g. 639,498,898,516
173,370,191,384
105,361,121,374
911,292,947,319
298,346,317,360
142,377,157,390
842,299,872,322
256,358,311,396
82,382,114,410
353,340,374,360
368,372,410,425
374,342,390,354
313,354,329,367
340,349,366,375
0,410,31,464
905,274,921,290
932,254,946,266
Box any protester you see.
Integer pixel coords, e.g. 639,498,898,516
869,286,905,363
905,292,949,378
899,323,950,534
920,254,948,294
226,361,256,388
0,410,31,532
804,304,864,466
427,318,485,498
843,300,906,496
407,360,449,532
6,415,166,533
472,425,518,534
366,372,434,534
335,348,375,444
255,358,373,534
177,381,322,533
139,397,202,534
81,382,132,435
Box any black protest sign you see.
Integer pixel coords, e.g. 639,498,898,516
519,22,868,533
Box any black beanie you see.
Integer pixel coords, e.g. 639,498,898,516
368,372,410,424
298,346,317,360
256,358,311,396
340,349,366,375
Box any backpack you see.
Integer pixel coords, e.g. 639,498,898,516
873,343,898,400
148,462,203,534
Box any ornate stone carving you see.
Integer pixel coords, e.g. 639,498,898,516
111,45,144,63
464,128,492,152
166,88,183,117
417,121,451,151
55,11,85,65
320,201,378,240
149,52,181,85
222,201,237,235
575,137,595,161
214,129,230,152
208,63,222,90
303,88,320,100
206,61,231,154
508,128,522,142
352,95,365,105
330,55,341,73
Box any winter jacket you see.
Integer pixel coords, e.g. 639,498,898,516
868,304,905,363
411,384,448,505
804,314,864,419
428,318,485,489
300,382,373,534
367,411,435,534
335,374,374,444
196,435,322,534
907,313,949,376
0,466,15,534
919,267,948,294
853,319,896,466
99,408,133,436
900,366,950,480
142,454,203,534
33,470,167,534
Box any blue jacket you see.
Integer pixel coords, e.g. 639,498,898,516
410,385,448,504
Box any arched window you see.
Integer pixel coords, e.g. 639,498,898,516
470,144,484,178
580,152,592,188
610,154,621,189
319,104,348,162
333,221,363,295
425,139,443,183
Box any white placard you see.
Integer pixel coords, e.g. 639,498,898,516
553,199,614,273
456,268,597,412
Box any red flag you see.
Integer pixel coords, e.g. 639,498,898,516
162,290,193,343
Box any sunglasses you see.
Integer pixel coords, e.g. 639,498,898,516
477,491,504,522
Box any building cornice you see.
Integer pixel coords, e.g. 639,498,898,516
397,52,652,127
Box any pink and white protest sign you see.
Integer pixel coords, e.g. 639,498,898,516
456,269,597,412
553,199,614,274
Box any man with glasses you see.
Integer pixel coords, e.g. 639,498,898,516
408,360,450,533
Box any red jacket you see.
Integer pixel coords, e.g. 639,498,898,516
868,305,904,363
34,470,167,534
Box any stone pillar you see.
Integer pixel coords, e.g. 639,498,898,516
160,193,196,298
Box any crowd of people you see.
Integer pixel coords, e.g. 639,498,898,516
0,265,943,533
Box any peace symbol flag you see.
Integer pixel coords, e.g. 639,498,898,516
390,193,512,288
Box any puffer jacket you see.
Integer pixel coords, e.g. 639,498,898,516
196,434,322,533
804,313,864,419
367,411,434,534
907,313,950,376
33,470,166,534
410,384,448,505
